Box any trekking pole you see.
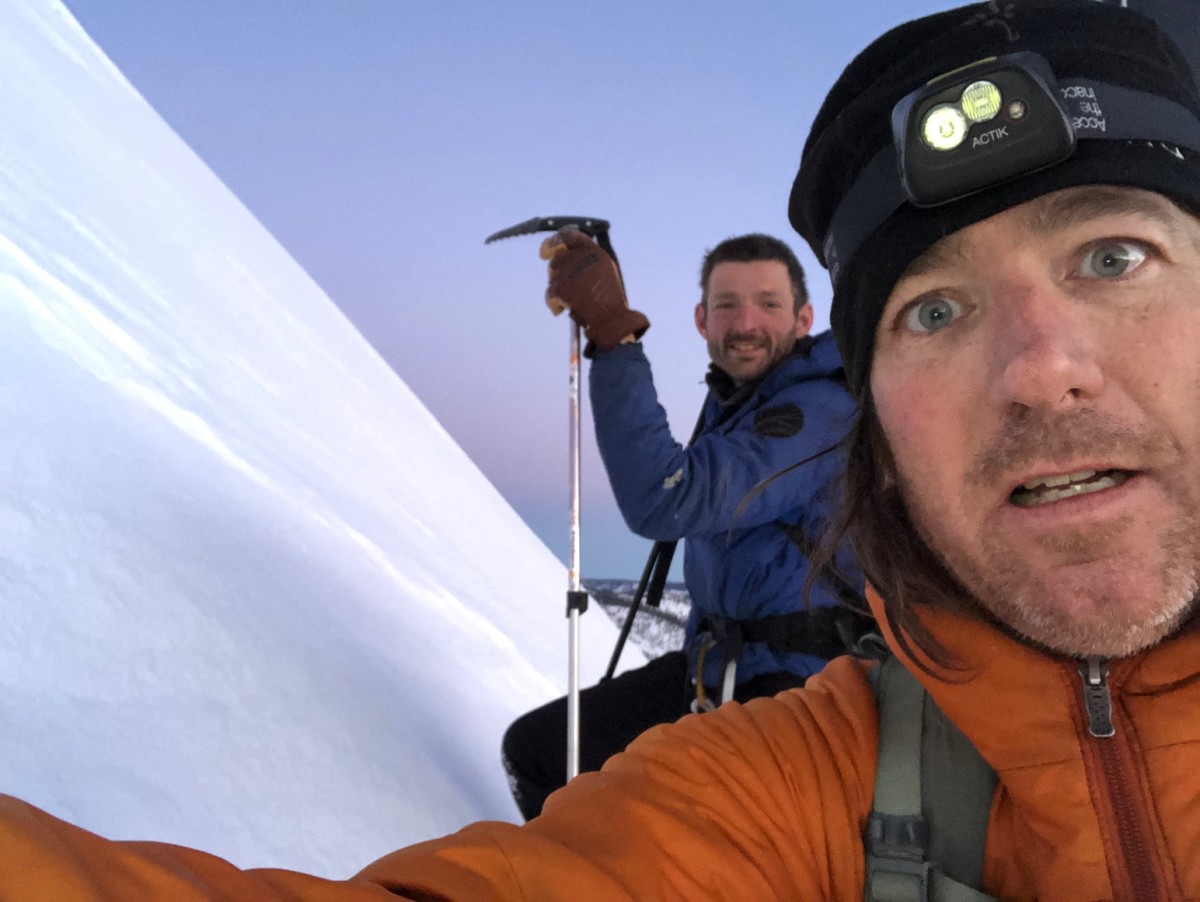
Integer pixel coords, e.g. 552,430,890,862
565,316,587,779
486,215,616,781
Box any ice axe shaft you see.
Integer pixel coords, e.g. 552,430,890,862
486,214,617,782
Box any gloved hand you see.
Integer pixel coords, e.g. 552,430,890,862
540,228,650,353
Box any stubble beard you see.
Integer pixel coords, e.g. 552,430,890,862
946,513,1200,658
711,331,793,384
899,408,1200,659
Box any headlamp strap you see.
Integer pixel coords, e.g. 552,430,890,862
823,79,1200,286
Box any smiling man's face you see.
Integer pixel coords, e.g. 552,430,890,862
695,260,812,385
871,185,1200,658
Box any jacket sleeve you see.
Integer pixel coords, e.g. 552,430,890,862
589,344,855,540
0,794,403,900
358,656,878,901
0,659,877,900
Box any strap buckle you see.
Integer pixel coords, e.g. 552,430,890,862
864,856,932,902
865,813,931,902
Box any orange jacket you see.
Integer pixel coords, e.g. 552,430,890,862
3,589,1200,900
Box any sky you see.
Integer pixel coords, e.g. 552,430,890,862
56,1,1190,580
57,0,973,580
0,1,634,875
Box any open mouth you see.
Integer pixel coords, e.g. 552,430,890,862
1009,469,1133,507
725,341,765,354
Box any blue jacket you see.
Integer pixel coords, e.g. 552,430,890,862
589,330,861,686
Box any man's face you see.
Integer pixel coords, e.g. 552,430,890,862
872,186,1200,658
695,260,813,385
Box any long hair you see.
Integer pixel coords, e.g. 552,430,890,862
812,386,983,673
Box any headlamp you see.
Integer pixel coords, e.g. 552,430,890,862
894,52,1075,206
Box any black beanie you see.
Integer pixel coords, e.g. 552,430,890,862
790,0,1200,396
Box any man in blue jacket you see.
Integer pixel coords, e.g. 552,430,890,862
502,233,862,820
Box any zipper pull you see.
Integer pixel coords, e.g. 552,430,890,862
1078,657,1115,738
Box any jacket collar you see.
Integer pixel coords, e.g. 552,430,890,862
866,585,1200,773
704,329,845,407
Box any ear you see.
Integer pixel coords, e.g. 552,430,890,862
694,303,709,339
795,303,814,338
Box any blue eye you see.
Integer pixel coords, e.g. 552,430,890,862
903,296,963,333
1080,241,1147,279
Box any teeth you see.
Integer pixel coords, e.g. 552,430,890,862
1011,471,1130,507
1022,469,1096,491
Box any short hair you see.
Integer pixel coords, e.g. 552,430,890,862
699,233,808,313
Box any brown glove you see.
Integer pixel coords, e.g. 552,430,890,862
540,228,650,353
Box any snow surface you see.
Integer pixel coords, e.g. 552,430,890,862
0,1,641,878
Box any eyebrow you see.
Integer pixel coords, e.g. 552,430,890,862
711,290,785,300
1019,186,1181,235
897,187,1183,285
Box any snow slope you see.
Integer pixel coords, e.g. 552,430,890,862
0,1,636,877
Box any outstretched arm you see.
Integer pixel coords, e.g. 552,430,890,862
0,794,397,900
0,660,876,901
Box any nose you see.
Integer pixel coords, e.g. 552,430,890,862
990,278,1105,411
731,302,761,333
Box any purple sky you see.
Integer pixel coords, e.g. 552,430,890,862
61,1,1142,579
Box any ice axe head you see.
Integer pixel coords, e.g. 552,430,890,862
485,215,618,265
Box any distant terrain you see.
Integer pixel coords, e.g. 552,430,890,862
585,579,689,660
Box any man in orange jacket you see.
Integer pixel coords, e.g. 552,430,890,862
2,1,1200,898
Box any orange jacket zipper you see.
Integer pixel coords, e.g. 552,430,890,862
1074,657,1168,901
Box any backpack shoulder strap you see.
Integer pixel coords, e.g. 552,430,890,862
866,653,999,902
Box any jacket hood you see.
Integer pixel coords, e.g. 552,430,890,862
771,329,845,387
794,329,845,382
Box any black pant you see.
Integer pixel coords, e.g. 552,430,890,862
500,651,805,820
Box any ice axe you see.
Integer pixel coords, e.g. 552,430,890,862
485,215,617,781
485,215,618,264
